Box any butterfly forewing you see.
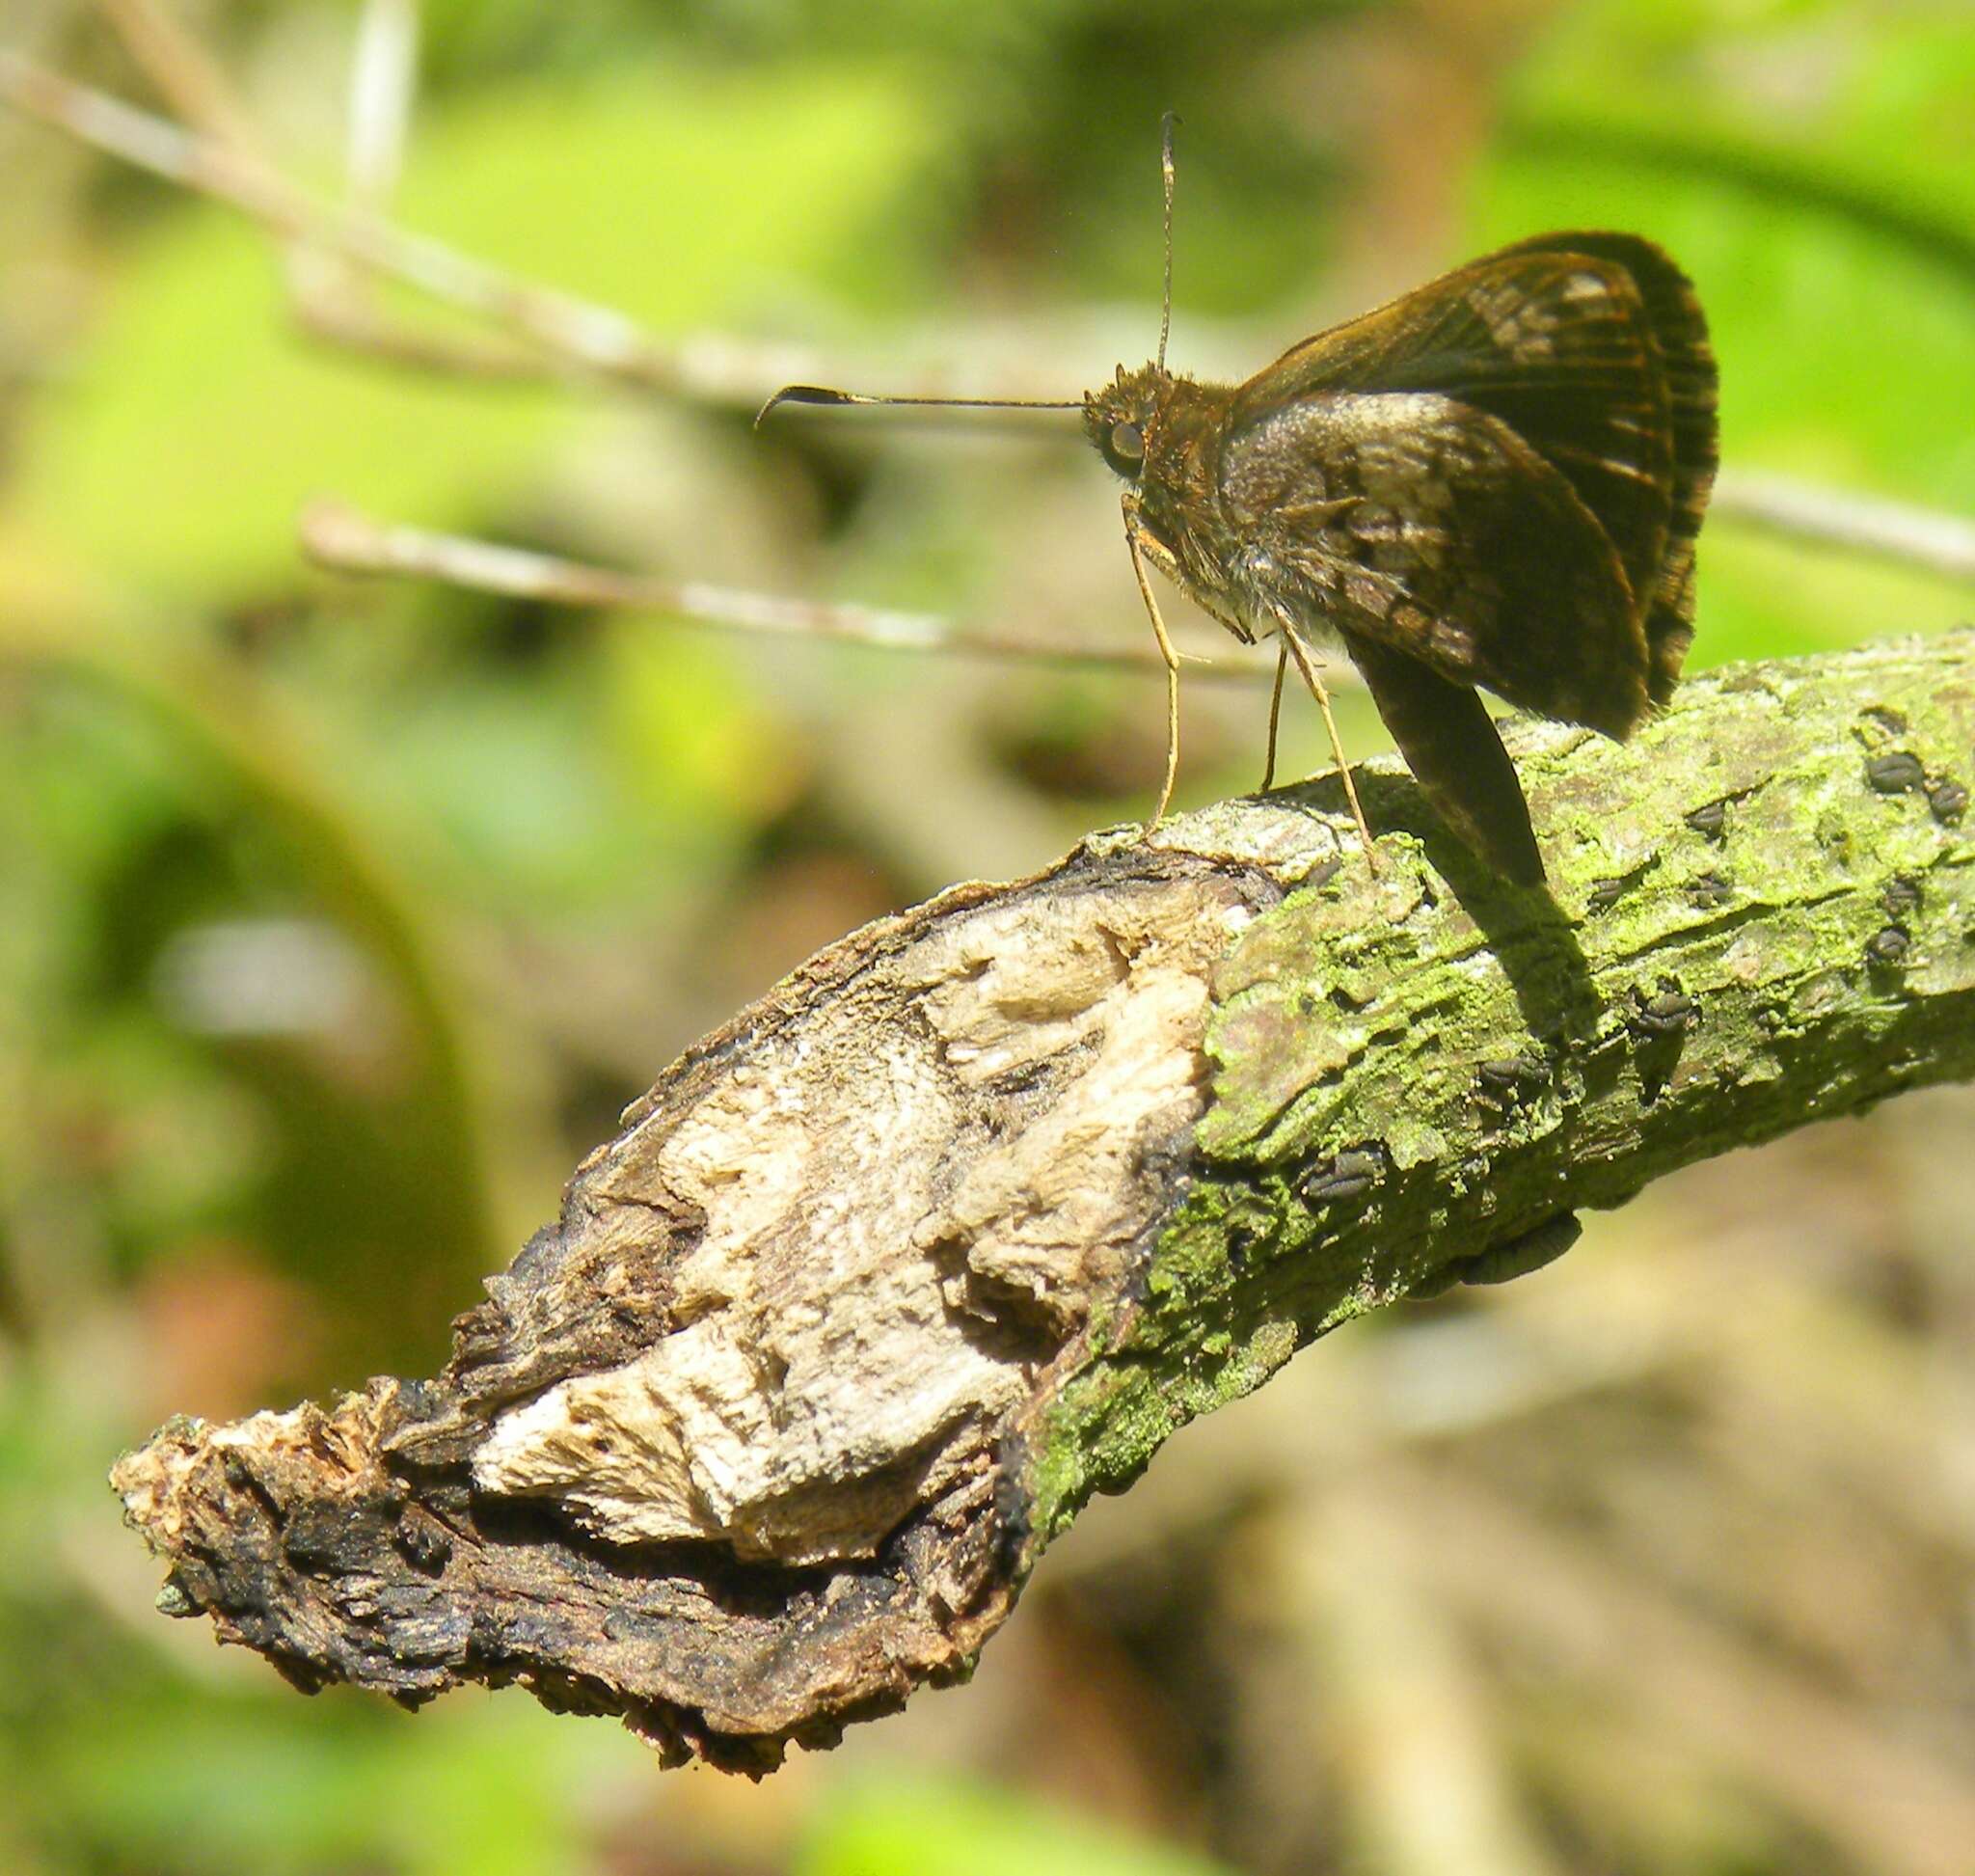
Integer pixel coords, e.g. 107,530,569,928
1489,233,1718,702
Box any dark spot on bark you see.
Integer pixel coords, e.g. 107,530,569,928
1627,980,1696,1106
1629,982,1698,1039
1408,1212,1583,1300
1225,1212,1265,1270
394,1514,452,1575
1882,877,1922,917
1463,1213,1583,1286
1927,776,1968,825
505,1223,568,1286
1585,856,1658,913
991,1468,1033,1578
1866,925,1910,967
985,1055,1057,1098
1299,855,1344,893
282,1495,399,1570
1688,872,1735,910
1867,751,1925,795
1474,1054,1549,1124
1685,798,1729,840
1298,1145,1386,1208
1861,705,1909,736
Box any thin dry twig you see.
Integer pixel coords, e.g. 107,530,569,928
0,46,1047,406
304,0,549,377
0,47,767,398
93,0,257,151
95,0,504,375
1714,468,1975,585
298,499,1276,680
344,0,419,212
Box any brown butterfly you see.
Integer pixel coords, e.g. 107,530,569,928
762,123,1718,887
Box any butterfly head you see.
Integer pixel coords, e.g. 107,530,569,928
1084,363,1171,481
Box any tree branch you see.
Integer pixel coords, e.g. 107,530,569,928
111,632,1975,1770
298,498,1282,680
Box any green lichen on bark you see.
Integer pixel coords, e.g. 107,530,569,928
1027,631,1975,1543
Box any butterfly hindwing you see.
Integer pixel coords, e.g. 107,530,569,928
1218,389,1646,737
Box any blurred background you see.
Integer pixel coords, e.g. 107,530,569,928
3,1,1974,1871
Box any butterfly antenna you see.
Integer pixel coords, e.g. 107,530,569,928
755,386,1082,428
1157,110,1179,373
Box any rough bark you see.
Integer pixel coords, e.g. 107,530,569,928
113,632,1975,1770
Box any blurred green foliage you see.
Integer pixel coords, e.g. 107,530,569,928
794,1774,1237,1876
2,1,1972,1871
10,60,943,590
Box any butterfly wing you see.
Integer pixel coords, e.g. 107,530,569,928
1220,389,1646,736
1344,632,1547,887
1485,233,1718,702
1231,233,1717,702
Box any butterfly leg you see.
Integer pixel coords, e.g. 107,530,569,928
1277,613,1380,872
1260,644,1288,792
1123,499,1183,828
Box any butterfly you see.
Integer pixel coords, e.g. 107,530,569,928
763,127,1718,887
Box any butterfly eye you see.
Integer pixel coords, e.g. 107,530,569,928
1108,420,1146,470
